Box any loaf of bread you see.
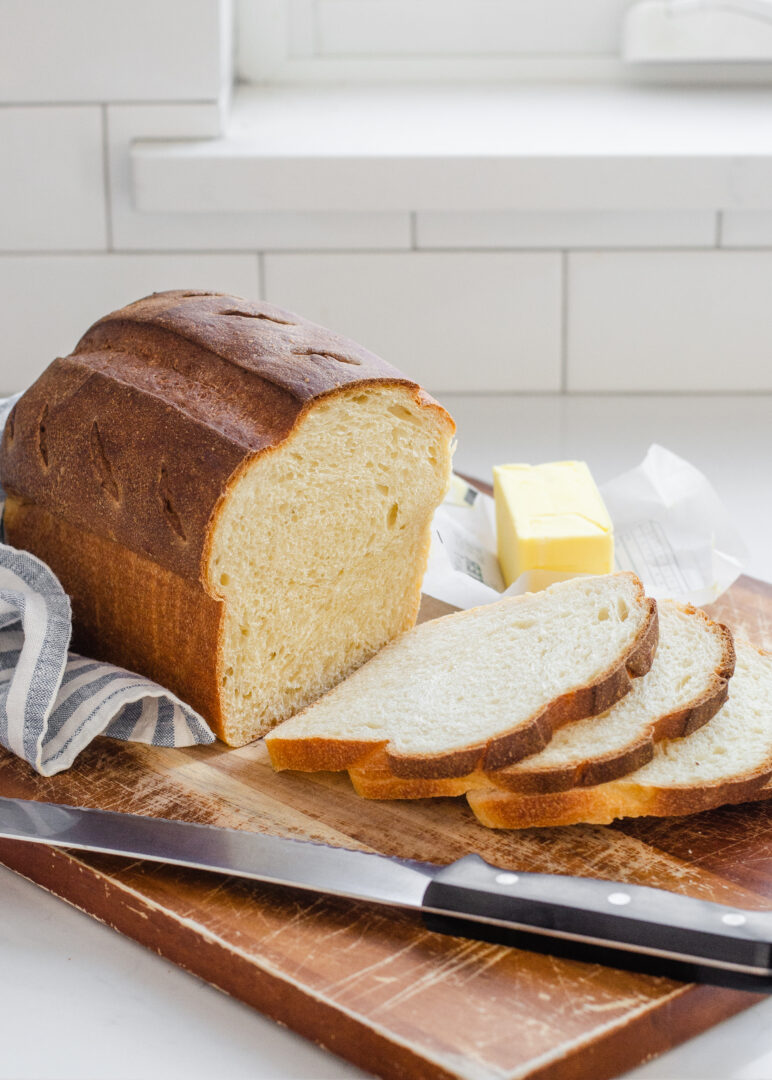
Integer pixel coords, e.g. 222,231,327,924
0,290,455,745
349,598,734,799
469,638,772,828
266,573,658,778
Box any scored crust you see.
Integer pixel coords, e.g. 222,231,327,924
0,290,455,744
267,576,659,781
0,290,445,583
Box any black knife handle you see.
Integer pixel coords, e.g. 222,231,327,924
422,855,772,991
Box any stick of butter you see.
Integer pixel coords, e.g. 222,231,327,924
493,461,614,587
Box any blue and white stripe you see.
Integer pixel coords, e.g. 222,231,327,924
0,394,214,776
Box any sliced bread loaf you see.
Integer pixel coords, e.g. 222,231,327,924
468,638,772,828
349,598,733,799
265,573,657,779
1,290,455,746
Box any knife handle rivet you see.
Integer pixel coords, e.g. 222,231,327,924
495,872,520,885
721,913,747,926
608,892,632,906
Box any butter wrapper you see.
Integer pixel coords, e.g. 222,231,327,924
601,444,746,607
423,445,746,610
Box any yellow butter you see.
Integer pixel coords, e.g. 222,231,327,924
493,460,614,587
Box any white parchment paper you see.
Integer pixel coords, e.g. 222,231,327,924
422,446,746,611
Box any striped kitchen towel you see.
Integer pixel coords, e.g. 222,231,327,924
0,394,214,776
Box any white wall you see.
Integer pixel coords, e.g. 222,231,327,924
1,0,771,396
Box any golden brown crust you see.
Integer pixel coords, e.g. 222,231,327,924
483,609,736,794
3,497,227,735
267,738,387,774
467,633,768,828
266,576,659,785
467,768,772,829
348,762,476,800
0,290,442,585
0,290,454,744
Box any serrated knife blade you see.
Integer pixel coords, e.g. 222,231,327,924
1,795,771,993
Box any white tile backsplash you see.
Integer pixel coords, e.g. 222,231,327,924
0,107,106,251
567,251,772,392
264,252,562,392
107,105,412,252
1,27,772,397
0,254,259,392
416,211,717,250
0,0,225,103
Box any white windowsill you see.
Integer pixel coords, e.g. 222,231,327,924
131,82,772,214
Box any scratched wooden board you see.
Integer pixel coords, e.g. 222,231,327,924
0,574,771,1080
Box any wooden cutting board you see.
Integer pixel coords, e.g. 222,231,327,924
1,574,771,1080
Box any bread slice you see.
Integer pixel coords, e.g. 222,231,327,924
468,638,772,829
484,600,735,792
1,291,455,747
349,598,733,799
265,573,658,779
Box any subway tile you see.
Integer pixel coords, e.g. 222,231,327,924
109,105,411,251
721,212,772,247
0,107,106,251
567,251,772,392
0,254,259,393
264,253,562,392
0,0,225,103
416,210,717,250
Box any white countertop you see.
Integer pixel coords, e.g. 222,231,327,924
1,393,771,1080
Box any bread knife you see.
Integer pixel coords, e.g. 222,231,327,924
1,794,770,992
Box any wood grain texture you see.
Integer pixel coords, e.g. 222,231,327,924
0,575,770,1080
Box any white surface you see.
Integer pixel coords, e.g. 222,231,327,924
0,107,107,251
131,84,772,213
1,392,771,1080
415,210,718,249
264,252,562,391
107,104,412,252
0,0,225,103
0,255,260,390
722,210,772,246
568,251,772,391
313,0,629,55
623,0,772,62
235,0,772,84
0,865,363,1080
